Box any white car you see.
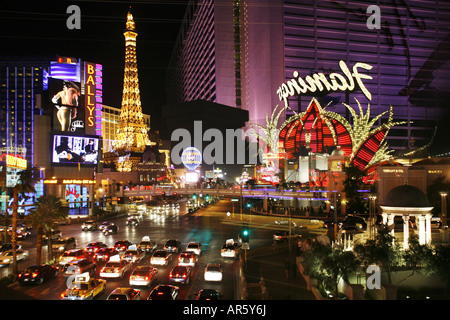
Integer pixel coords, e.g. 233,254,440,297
0,249,29,265
150,250,172,266
204,263,223,282
178,251,198,267
185,242,202,255
129,266,158,287
100,257,132,278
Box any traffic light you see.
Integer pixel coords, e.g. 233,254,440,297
192,193,197,199
242,224,250,243
246,203,252,208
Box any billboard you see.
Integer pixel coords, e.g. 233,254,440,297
49,78,85,133
51,134,99,166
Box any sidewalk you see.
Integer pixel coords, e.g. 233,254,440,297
242,243,315,300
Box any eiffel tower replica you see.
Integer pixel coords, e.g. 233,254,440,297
113,10,151,172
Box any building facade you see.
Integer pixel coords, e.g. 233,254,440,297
166,0,450,154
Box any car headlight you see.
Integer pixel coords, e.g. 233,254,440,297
3,259,10,263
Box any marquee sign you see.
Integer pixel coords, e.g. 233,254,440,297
276,60,373,107
85,62,96,129
2,154,27,170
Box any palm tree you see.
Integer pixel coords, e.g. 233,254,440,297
11,168,36,276
26,195,68,264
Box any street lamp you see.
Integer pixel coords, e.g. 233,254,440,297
440,192,448,228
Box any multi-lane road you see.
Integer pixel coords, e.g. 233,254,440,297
5,199,277,300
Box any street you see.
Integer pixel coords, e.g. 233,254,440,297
4,199,286,300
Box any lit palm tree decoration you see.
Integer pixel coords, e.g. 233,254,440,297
249,104,287,155
254,97,410,175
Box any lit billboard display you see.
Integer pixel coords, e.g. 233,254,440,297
51,134,100,166
49,78,85,133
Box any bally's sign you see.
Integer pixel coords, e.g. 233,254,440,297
277,60,373,107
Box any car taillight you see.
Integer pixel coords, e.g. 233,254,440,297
145,276,149,281
158,292,164,295
130,276,135,280
32,273,38,278
182,274,186,278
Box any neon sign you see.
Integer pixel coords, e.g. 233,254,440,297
85,62,96,128
2,154,27,170
277,60,373,107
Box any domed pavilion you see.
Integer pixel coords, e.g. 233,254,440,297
380,184,434,249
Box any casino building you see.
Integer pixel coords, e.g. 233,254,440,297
0,54,103,214
166,0,450,155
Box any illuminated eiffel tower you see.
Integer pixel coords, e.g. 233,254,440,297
114,10,151,172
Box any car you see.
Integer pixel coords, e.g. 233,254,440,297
196,289,223,300
59,249,88,266
150,250,172,266
98,221,111,231
61,274,106,300
121,249,145,264
178,251,198,267
164,239,181,253
52,237,77,254
129,266,158,287
185,242,202,255
99,257,131,278
84,242,108,254
42,229,62,241
204,263,223,282
221,239,241,258
0,243,21,254
148,285,180,300
126,218,139,226
114,240,133,252
93,248,120,262
138,236,157,253
340,215,367,231
62,259,97,278
107,287,141,300
103,224,118,235
0,249,29,265
169,265,192,284
18,264,59,285
81,220,98,231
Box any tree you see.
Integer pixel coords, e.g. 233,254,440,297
354,224,401,285
11,168,36,276
25,195,68,264
343,164,371,215
423,244,450,297
321,247,359,299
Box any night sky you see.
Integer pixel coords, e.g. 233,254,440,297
0,0,188,132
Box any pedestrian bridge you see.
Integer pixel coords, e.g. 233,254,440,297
123,187,330,200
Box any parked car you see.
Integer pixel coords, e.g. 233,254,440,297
18,265,59,285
